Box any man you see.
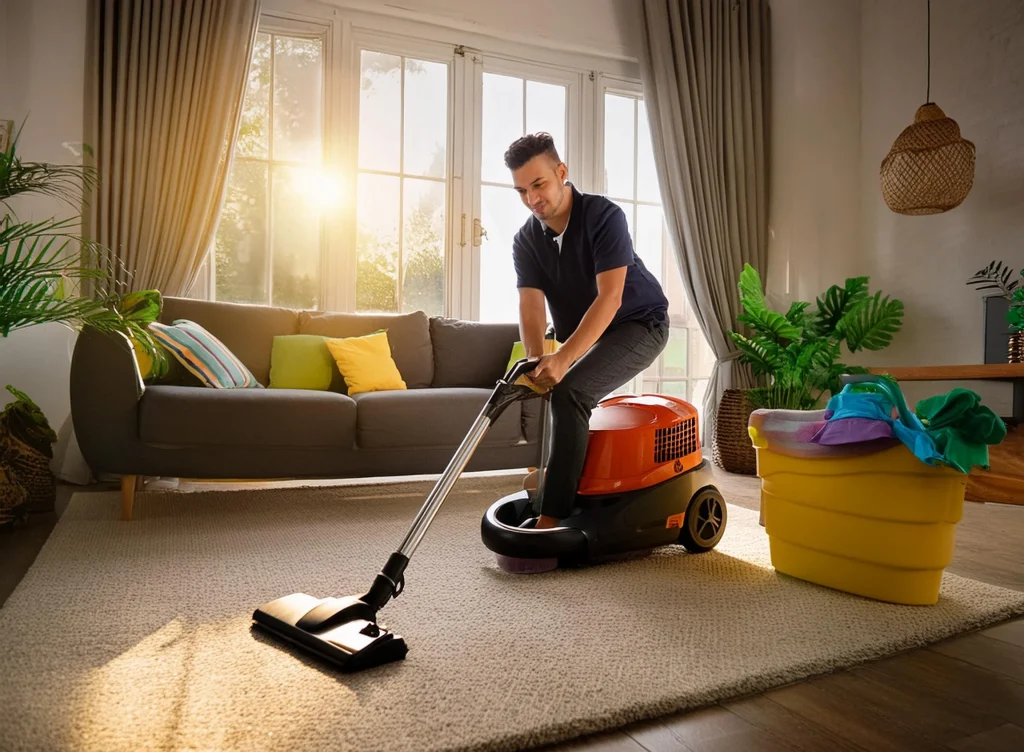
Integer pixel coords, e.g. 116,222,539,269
506,132,670,529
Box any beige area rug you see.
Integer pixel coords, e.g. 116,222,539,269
2,474,1023,752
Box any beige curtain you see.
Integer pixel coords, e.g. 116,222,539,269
87,0,260,295
638,0,771,444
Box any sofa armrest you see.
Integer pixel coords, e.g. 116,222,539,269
70,327,146,475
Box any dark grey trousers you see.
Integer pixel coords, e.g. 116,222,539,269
536,313,670,518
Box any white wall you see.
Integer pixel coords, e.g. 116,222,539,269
324,0,642,63
0,0,89,442
765,0,863,307
769,0,1022,414
857,0,1023,414
859,0,1024,367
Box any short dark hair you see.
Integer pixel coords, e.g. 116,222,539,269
504,132,562,171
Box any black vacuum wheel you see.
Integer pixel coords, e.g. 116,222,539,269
678,486,727,553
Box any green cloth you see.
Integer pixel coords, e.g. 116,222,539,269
914,388,1007,474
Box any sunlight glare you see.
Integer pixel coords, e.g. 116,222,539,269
290,167,346,212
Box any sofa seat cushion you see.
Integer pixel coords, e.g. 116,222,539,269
351,388,523,450
298,310,433,390
139,385,356,448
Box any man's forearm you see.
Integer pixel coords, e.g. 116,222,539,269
519,303,547,358
557,293,620,364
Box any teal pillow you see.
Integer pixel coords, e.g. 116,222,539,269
269,334,338,390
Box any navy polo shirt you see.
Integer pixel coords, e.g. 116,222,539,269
511,183,669,342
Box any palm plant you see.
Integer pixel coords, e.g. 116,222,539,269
966,260,1024,333
728,264,905,410
0,119,164,362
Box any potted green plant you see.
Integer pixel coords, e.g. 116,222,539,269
0,120,165,522
711,263,905,474
965,261,1024,363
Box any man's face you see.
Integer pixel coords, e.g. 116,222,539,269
511,155,568,222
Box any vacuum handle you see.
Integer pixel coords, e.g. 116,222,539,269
502,357,540,385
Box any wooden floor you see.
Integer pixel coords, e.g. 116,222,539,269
1,475,1021,752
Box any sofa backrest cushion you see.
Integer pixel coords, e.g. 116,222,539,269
298,310,433,390
160,297,299,386
429,317,520,388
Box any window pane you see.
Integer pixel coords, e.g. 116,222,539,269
273,37,322,163
636,100,660,203
404,59,448,178
635,204,665,284
659,380,688,398
214,160,267,304
604,94,635,199
526,81,566,160
641,380,658,394
479,184,526,322
356,173,400,312
271,166,321,310
482,73,524,184
663,327,688,378
359,51,402,173
609,378,637,398
237,33,271,158
402,178,445,317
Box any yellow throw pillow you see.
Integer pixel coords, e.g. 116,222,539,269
325,331,407,395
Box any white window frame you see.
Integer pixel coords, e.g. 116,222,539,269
595,74,712,408
207,5,342,309
344,28,459,315
461,53,587,322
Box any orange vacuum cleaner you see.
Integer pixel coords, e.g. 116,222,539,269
481,381,727,573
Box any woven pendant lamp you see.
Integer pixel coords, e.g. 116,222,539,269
880,1,975,215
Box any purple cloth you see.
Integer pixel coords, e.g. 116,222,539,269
810,417,895,446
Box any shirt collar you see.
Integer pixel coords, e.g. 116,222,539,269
541,182,579,241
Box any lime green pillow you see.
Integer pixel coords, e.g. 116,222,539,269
269,334,337,390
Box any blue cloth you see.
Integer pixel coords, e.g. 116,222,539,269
819,391,945,466
512,183,669,342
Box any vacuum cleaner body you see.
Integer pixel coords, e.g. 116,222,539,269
481,393,727,568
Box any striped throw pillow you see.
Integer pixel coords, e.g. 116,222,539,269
148,319,262,388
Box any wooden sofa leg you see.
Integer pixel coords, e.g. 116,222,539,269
121,475,137,521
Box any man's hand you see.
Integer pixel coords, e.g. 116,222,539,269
528,351,571,389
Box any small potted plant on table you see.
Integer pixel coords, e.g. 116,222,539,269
966,261,1024,363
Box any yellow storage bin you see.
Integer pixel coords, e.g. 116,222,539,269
749,413,967,606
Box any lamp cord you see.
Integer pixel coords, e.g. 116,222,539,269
926,0,931,103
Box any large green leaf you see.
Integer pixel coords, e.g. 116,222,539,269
729,331,784,377
784,301,810,328
117,289,163,325
737,263,766,314
813,276,870,336
736,308,801,341
842,291,905,351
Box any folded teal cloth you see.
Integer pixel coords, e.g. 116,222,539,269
820,390,944,466
819,379,1006,473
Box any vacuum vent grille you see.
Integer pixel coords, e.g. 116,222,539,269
654,418,698,464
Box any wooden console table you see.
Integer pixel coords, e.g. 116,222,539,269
867,364,1024,505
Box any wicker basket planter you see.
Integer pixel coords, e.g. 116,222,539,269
0,388,57,515
712,388,758,475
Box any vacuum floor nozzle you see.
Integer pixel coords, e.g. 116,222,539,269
253,593,408,672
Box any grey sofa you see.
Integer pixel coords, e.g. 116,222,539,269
69,296,544,520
